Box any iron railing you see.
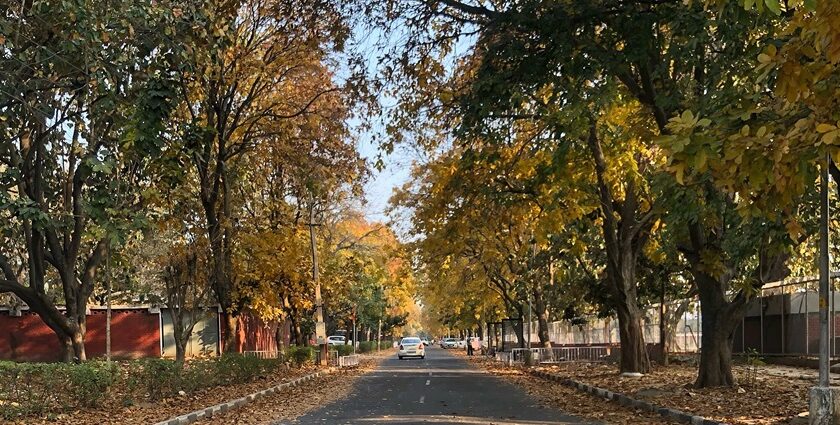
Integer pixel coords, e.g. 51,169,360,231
338,354,360,367
508,346,610,365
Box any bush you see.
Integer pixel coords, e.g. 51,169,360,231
0,354,285,419
287,346,314,367
127,354,283,401
0,360,118,419
333,345,353,356
216,354,281,384
127,358,185,401
357,341,392,353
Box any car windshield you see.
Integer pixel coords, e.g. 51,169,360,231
329,336,344,340
445,338,458,342
401,338,421,344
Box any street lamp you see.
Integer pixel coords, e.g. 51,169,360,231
810,153,838,424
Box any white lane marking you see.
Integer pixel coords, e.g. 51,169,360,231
428,372,432,376
425,379,430,385
419,396,425,404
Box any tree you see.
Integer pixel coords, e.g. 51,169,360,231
0,0,153,361
144,0,356,351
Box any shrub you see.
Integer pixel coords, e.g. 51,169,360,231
127,358,184,401
287,346,314,367
334,345,353,356
356,341,391,353
0,360,118,419
216,354,281,384
67,361,119,407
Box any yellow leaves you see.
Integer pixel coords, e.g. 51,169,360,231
786,220,805,241
816,123,836,133
816,123,840,145
672,163,686,185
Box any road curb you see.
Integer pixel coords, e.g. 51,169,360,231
529,369,729,425
154,367,336,425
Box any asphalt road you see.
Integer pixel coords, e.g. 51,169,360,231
281,347,593,425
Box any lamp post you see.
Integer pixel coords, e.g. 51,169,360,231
810,153,837,424
308,200,328,366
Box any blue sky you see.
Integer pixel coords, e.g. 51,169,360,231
357,131,412,226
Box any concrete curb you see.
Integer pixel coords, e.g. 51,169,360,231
154,368,336,425
530,370,729,425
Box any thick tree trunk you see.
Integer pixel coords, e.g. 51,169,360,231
533,286,552,349
72,322,86,362
586,119,651,374
615,302,648,373
695,297,738,387
175,340,187,363
224,313,239,353
513,305,526,348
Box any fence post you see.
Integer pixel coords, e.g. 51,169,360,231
760,295,764,354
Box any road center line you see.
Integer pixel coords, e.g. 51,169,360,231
425,379,430,385
419,396,425,404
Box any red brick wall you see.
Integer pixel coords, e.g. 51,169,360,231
0,309,161,362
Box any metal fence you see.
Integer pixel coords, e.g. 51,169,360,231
522,275,840,358
243,350,279,359
507,346,610,365
338,354,360,367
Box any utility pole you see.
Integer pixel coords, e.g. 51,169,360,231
810,153,838,424
105,244,112,363
308,200,328,366
352,306,358,355
377,318,382,352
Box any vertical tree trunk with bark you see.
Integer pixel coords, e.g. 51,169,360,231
586,119,652,374
685,219,794,387
533,285,552,349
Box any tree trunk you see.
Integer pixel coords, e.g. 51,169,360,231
533,286,552,349
615,302,648,373
694,296,738,387
223,313,239,353
586,119,651,374
175,340,187,363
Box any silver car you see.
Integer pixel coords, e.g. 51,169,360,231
440,337,459,349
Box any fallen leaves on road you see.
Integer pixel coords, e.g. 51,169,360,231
462,355,674,425
196,355,384,424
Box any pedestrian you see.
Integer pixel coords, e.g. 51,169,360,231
466,337,474,356
471,337,481,355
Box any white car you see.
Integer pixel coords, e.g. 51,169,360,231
398,337,425,360
456,339,467,349
440,337,459,349
327,335,346,346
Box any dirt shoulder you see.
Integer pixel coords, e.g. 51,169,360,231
532,361,806,425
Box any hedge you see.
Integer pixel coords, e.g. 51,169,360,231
0,360,118,419
0,354,285,419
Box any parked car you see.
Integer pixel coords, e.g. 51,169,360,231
421,338,431,346
456,339,466,349
327,335,346,346
440,337,459,349
398,337,425,360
